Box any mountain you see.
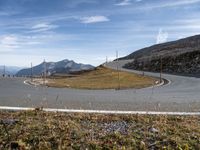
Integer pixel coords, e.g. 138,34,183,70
16,59,94,76
0,66,23,75
121,34,200,76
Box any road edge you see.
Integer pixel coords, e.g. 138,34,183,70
0,106,200,116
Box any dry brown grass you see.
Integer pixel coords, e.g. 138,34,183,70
47,66,157,89
0,110,200,149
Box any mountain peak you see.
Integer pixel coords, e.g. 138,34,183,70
16,59,94,76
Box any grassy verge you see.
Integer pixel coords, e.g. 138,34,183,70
47,66,157,89
0,110,199,149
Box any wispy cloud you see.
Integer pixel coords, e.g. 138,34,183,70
0,32,79,55
80,16,110,24
156,29,169,44
0,35,42,51
135,0,142,2
0,35,19,49
30,23,58,33
0,10,20,16
145,0,200,9
115,0,132,6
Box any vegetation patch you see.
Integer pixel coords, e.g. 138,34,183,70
0,110,200,149
46,66,157,89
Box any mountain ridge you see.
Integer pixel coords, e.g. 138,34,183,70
120,34,200,61
16,59,94,76
121,34,200,76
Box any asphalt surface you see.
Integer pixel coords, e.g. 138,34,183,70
0,60,200,112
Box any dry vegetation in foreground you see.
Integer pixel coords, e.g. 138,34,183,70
0,110,200,149
46,66,157,89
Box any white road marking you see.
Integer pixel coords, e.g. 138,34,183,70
0,106,200,115
24,80,40,86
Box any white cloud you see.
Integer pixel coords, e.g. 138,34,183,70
115,0,132,6
30,23,58,33
0,10,20,16
0,34,42,52
66,0,98,8
80,16,110,24
0,35,19,49
156,29,169,44
145,0,200,9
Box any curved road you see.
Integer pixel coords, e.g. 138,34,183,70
0,60,200,112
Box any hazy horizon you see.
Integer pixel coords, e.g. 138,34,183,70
1,0,200,67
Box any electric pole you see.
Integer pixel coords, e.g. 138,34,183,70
43,59,46,85
142,61,144,76
3,65,5,77
160,56,163,83
106,56,108,64
31,62,33,82
116,51,120,90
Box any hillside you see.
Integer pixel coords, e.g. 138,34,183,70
16,59,94,76
121,35,200,76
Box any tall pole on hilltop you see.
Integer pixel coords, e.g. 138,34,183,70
116,51,120,90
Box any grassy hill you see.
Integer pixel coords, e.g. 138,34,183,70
46,66,157,89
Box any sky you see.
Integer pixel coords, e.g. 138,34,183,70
1,0,200,67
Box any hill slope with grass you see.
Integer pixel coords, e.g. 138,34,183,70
46,66,156,89
121,35,200,76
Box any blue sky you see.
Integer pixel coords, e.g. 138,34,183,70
1,0,200,67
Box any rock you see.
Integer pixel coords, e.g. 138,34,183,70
140,141,146,150
102,121,129,134
0,119,19,125
149,127,159,133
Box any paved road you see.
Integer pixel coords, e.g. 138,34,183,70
0,60,200,112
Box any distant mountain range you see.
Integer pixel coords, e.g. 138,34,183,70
0,66,23,75
16,59,94,76
121,34,200,76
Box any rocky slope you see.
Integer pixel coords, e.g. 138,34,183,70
16,59,94,76
121,35,200,77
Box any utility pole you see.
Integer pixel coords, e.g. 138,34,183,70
43,59,46,85
160,56,163,83
142,62,144,76
106,56,108,64
3,65,5,77
116,51,120,90
31,62,33,82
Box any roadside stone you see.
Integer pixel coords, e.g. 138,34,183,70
149,127,159,133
